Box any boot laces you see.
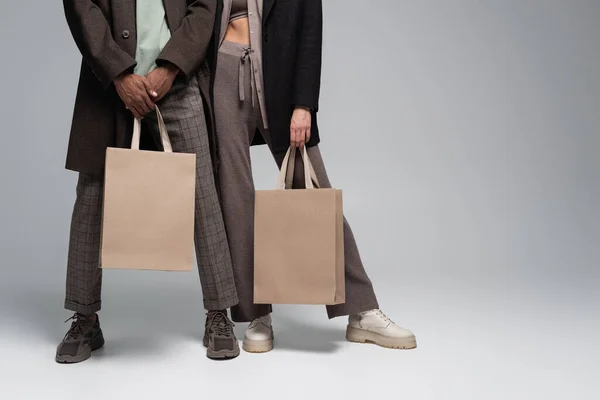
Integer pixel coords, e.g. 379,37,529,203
249,315,270,329
375,309,394,324
207,311,235,336
64,313,92,340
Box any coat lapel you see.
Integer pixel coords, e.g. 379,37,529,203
263,0,275,24
163,0,184,32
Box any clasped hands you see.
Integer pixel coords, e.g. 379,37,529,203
113,64,179,118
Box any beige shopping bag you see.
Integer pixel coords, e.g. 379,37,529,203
100,107,196,271
254,146,345,305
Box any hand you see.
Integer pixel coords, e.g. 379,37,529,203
146,64,179,102
113,74,157,118
290,107,312,148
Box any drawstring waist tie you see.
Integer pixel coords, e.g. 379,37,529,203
239,47,256,107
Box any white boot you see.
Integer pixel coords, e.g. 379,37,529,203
346,309,417,349
242,314,274,353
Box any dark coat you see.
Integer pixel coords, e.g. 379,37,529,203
63,0,223,174
252,0,323,153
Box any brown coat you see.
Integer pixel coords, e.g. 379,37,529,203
63,0,222,174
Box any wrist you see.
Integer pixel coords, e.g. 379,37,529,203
113,72,127,84
295,106,311,112
162,63,180,77
113,65,136,84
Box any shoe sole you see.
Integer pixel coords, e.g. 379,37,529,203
346,326,417,349
206,347,240,359
242,335,274,353
55,335,105,364
203,337,240,360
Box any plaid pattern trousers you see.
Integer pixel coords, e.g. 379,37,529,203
64,76,239,314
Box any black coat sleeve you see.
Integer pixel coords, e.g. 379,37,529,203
63,0,137,89
156,0,217,78
292,0,323,111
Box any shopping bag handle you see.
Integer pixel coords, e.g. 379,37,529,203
288,146,320,189
277,146,320,190
131,106,173,152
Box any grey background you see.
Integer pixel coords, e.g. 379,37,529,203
0,1,599,399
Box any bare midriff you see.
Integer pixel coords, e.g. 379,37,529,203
224,17,251,45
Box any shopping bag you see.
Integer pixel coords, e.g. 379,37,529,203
100,107,196,271
254,146,345,304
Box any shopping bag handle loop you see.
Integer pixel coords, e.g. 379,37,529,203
277,145,320,190
131,106,173,153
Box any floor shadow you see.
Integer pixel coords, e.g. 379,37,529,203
259,315,346,354
92,336,181,360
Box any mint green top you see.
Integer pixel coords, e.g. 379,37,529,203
134,0,172,76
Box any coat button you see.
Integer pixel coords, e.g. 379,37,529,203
264,33,269,42
122,30,130,39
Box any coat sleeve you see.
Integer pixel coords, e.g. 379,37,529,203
63,0,137,89
156,0,217,78
292,0,323,111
